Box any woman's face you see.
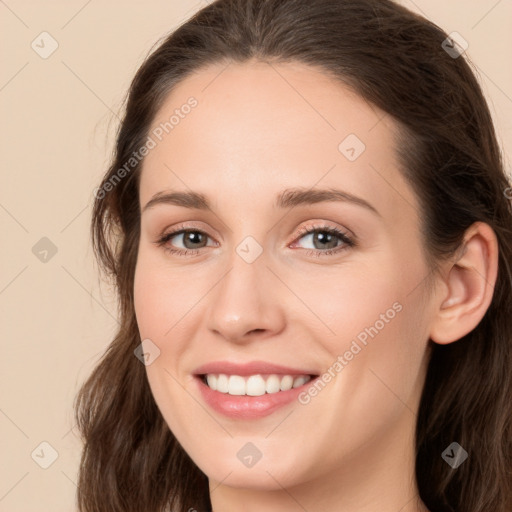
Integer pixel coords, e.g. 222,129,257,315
134,61,436,492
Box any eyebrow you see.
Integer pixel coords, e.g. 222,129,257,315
141,187,381,217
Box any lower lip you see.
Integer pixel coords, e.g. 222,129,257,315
194,376,317,419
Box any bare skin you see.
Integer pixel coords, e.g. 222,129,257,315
133,60,498,512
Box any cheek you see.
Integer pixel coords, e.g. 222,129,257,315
295,261,404,351
291,270,429,470
304,248,430,402
321,243,429,346
133,248,199,342
133,255,203,448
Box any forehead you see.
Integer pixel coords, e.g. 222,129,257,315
139,60,418,224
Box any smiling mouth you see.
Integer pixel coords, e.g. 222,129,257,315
198,373,318,396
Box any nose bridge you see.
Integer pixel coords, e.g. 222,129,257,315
206,234,284,342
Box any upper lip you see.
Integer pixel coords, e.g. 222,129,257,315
193,360,319,377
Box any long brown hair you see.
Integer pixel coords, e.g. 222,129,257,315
75,1,512,510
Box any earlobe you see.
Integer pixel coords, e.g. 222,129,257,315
430,222,499,345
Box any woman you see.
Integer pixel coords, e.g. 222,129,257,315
75,0,512,511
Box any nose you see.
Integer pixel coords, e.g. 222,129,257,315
206,250,286,345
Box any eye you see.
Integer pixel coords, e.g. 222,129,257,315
155,224,215,257
291,223,355,257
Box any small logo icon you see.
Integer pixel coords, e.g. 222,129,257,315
31,441,59,469
31,32,59,59
236,236,263,264
32,237,58,263
134,338,161,365
338,134,366,161
237,442,263,468
441,442,468,468
441,32,468,59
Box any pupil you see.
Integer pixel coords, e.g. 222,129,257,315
186,232,204,248
315,232,336,249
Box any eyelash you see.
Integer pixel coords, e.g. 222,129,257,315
154,222,356,258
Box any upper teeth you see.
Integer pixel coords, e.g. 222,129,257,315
205,374,312,396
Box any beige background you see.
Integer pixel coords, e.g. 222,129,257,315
1,1,511,510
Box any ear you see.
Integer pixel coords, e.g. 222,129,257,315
430,222,499,345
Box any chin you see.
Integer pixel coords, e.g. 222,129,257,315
189,444,310,491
